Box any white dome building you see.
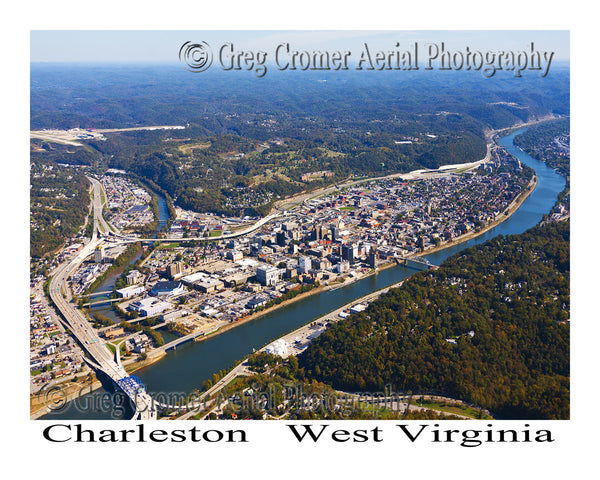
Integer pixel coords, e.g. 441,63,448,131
265,339,289,357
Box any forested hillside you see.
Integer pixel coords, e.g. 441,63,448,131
299,221,570,419
30,160,90,258
30,65,569,216
514,118,570,177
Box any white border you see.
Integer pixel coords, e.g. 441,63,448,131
4,1,597,477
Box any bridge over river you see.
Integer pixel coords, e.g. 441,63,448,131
396,256,437,271
45,177,158,420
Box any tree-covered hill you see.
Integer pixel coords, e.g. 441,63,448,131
299,220,570,419
30,64,569,216
30,160,90,258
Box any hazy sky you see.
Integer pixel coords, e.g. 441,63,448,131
30,30,569,63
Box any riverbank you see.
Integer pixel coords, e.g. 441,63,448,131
149,284,330,354
123,120,542,345
127,349,167,374
30,347,169,419
132,139,539,372
37,120,562,420
83,242,143,297
180,277,494,420
413,174,538,259
329,173,538,283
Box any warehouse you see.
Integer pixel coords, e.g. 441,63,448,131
129,298,172,317
116,285,146,298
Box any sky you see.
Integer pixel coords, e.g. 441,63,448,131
30,30,570,63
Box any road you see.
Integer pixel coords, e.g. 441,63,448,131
102,118,540,248
107,210,284,244
95,126,185,133
167,279,407,420
171,362,252,420
87,176,113,234
41,172,287,419
46,176,156,419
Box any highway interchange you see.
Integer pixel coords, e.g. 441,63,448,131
47,178,156,419
45,176,295,419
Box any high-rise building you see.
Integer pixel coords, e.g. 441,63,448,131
311,225,321,241
168,261,184,279
341,243,358,264
330,225,339,241
276,231,288,247
94,245,104,263
298,256,312,274
368,250,378,268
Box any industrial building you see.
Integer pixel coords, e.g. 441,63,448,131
128,297,172,317
116,285,146,298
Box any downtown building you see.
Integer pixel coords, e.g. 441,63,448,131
256,264,283,287
298,256,312,274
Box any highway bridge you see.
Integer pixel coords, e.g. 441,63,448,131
161,328,218,352
44,176,286,419
88,289,114,296
47,177,158,420
46,174,441,419
80,297,121,307
105,211,283,244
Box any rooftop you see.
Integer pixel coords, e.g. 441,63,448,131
151,281,182,292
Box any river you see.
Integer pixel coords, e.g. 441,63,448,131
41,128,566,419
85,194,170,323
